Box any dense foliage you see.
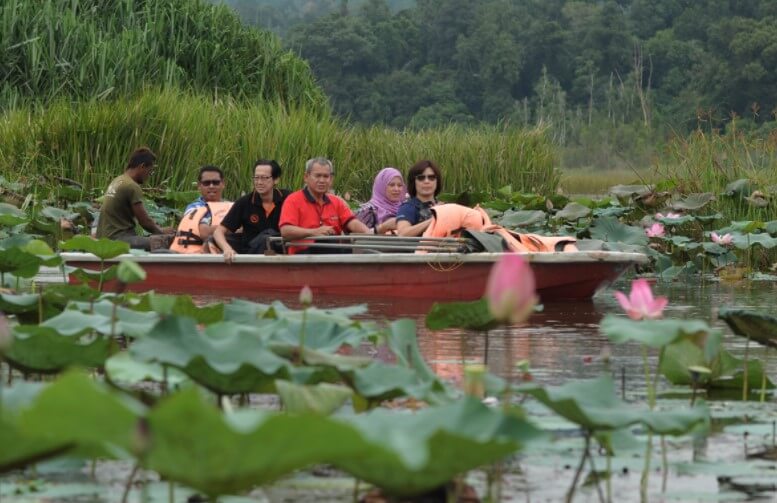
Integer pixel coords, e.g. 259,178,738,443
0,0,325,109
220,0,777,168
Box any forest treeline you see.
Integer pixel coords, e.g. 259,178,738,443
217,0,777,168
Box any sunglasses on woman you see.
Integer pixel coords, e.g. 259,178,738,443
415,174,437,182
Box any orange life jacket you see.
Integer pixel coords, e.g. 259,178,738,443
170,201,232,254
421,203,578,253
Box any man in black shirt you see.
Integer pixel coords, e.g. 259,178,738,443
213,159,290,263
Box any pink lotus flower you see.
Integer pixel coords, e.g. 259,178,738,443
655,212,682,219
614,278,668,320
645,223,665,238
485,254,538,324
711,232,733,246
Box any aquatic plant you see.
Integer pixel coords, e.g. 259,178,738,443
613,279,668,321
485,253,538,325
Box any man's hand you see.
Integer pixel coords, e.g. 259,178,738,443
223,247,236,264
161,226,176,234
312,225,336,236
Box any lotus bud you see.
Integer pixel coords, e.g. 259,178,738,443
485,254,538,325
613,278,668,320
299,285,313,307
464,364,487,398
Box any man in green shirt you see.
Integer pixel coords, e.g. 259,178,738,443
96,147,174,250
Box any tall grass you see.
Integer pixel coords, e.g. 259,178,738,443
0,0,325,110
0,89,559,200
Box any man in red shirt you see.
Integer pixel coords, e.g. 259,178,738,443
279,157,370,254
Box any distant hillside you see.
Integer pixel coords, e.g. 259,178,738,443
0,0,326,110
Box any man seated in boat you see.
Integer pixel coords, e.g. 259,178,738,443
95,147,175,250
212,159,291,263
279,157,370,254
170,165,231,254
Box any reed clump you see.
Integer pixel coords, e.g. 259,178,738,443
0,0,325,110
0,89,559,200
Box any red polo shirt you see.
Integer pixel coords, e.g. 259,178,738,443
279,187,356,254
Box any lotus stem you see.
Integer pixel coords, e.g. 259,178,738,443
641,345,655,408
760,366,766,403
742,337,750,401
97,259,105,293
298,307,308,365
651,346,665,409
586,436,606,503
168,481,174,503
661,435,668,493
606,451,612,503
621,366,626,401
566,432,591,503
121,463,140,503
640,432,653,503
352,478,360,503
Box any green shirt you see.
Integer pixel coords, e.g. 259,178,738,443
96,173,144,239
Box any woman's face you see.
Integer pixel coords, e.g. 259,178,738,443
385,176,405,202
414,167,437,199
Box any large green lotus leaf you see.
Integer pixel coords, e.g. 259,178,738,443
225,299,367,325
511,193,546,209
719,220,764,234
658,338,774,390
668,193,715,211
480,199,512,212
593,206,631,218
658,261,698,281
0,247,42,277
60,236,129,260
143,388,366,496
20,371,143,458
387,319,441,385
69,264,118,283
69,300,160,338
0,293,40,314
425,298,496,331
133,293,224,325
5,325,117,373
719,309,777,349
0,382,66,473
105,352,190,390
0,234,33,250
732,233,777,250
275,381,352,415
130,317,295,394
0,203,28,226
40,206,79,222
41,310,114,336
498,210,547,228
721,179,753,198
589,216,648,245
702,242,728,255
600,316,715,348
609,185,652,204
23,239,62,267
42,284,102,306
116,260,146,284
258,317,378,352
656,214,695,225
517,375,708,434
765,220,777,235
555,202,592,221
350,362,448,403
336,397,543,495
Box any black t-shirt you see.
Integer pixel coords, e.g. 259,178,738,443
220,188,290,245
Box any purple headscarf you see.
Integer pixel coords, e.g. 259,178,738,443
370,167,407,223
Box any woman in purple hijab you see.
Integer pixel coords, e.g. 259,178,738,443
356,167,407,234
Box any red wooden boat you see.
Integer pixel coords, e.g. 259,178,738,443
61,250,647,302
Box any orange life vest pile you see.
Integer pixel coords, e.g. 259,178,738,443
169,202,232,254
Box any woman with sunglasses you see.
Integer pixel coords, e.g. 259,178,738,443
396,160,442,237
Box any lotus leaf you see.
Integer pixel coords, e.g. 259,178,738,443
425,298,496,331
609,185,652,204
258,316,377,352
275,381,352,415
593,206,631,218
350,362,449,403
732,233,777,250
130,317,295,394
0,203,28,226
589,216,648,246
0,293,41,314
0,234,33,250
765,221,777,235
41,284,102,306
555,202,592,221
656,214,695,225
658,261,698,281
668,193,715,211
60,236,129,259
70,300,160,338
134,293,224,325
694,213,723,223
702,242,728,255
719,309,777,349
517,375,708,434
6,325,117,373
387,319,441,385
659,338,774,390
225,299,367,326
22,239,62,266
720,220,764,234
0,247,42,277
498,210,547,228
69,265,118,283
600,316,716,348
40,206,79,222
117,260,146,284
105,352,189,389
721,179,753,198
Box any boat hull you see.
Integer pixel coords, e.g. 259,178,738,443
62,251,646,302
